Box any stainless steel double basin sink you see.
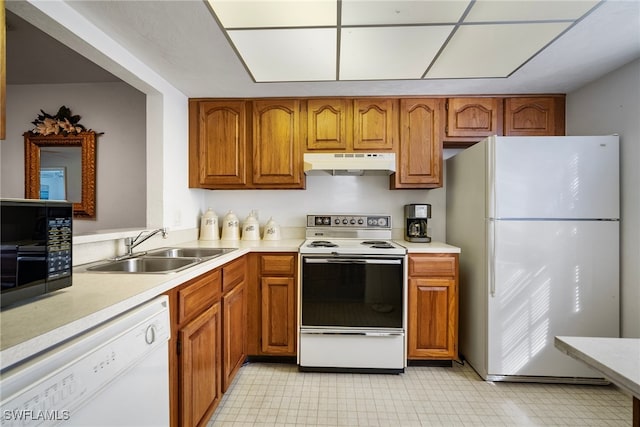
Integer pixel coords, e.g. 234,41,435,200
83,247,237,274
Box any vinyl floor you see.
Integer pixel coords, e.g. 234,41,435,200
207,361,632,426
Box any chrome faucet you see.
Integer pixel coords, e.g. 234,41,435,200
120,228,168,259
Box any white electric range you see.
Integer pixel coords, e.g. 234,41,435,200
298,214,407,374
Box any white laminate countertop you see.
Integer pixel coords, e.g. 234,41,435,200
0,239,459,370
395,240,461,253
555,336,640,398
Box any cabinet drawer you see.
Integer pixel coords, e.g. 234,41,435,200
409,254,457,277
260,254,296,275
178,269,221,324
222,257,246,293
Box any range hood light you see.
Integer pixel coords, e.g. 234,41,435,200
303,153,396,176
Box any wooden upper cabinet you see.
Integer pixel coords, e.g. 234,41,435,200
306,99,350,150
252,99,304,188
353,98,396,150
504,96,565,136
189,100,247,187
393,98,444,189
446,97,502,138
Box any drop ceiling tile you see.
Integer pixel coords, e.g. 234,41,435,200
465,0,601,23
208,0,337,28
426,22,571,78
340,26,454,80
228,28,336,82
341,0,470,25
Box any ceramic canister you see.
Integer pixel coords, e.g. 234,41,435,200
199,208,219,241
221,210,240,240
241,213,260,240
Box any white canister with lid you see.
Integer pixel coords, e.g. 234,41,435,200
199,208,219,241
263,217,281,241
241,213,260,241
221,210,240,240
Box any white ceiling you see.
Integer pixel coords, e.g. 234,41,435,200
6,0,640,97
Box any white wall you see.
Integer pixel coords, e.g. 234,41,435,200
6,0,201,238
1,82,147,234
201,175,447,241
566,58,640,338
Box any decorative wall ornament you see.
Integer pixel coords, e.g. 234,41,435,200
29,105,94,136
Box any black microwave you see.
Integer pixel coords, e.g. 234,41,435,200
1,199,73,308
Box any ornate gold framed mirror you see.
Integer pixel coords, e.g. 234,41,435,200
24,131,97,218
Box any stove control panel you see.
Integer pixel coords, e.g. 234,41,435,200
307,215,391,229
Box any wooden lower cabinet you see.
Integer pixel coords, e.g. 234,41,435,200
166,268,222,427
247,253,297,356
221,257,247,391
167,256,249,427
179,303,222,427
261,276,296,354
407,253,459,360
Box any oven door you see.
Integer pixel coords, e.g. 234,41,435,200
299,255,406,372
301,255,404,329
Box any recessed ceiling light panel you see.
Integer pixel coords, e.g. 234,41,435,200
228,28,336,81
340,26,454,80
208,0,337,28
342,0,471,25
465,0,600,22
426,22,571,78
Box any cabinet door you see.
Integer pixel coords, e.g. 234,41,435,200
252,100,303,187
179,303,222,427
353,98,396,150
446,97,502,138
393,98,443,188
189,100,247,187
222,282,246,391
261,276,296,355
408,277,457,359
504,97,565,136
306,99,350,150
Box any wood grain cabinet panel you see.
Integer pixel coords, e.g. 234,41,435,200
353,98,396,150
178,270,221,324
407,253,459,361
504,96,565,136
222,281,246,391
246,253,297,357
261,276,296,354
446,97,502,138
306,99,350,150
252,99,303,187
189,100,247,187
179,303,222,427
393,98,444,189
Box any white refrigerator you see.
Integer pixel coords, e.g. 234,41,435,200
446,135,620,382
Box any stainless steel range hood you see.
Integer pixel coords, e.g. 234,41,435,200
303,153,396,176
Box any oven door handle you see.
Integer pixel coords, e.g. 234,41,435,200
301,330,404,337
304,258,402,265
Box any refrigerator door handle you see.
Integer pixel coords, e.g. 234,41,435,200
488,219,496,297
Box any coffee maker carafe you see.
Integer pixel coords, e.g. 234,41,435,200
404,204,431,243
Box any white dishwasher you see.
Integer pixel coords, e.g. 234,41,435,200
0,295,170,427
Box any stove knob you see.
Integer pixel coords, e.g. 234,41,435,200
358,218,364,225
350,219,356,225
378,218,387,226
342,219,348,225
334,218,340,224
324,218,331,225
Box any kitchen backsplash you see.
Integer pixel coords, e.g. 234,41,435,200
201,174,446,241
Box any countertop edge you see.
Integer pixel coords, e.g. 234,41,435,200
554,336,640,398
1,239,460,370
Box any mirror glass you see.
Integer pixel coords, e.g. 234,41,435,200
24,132,97,218
40,147,82,202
